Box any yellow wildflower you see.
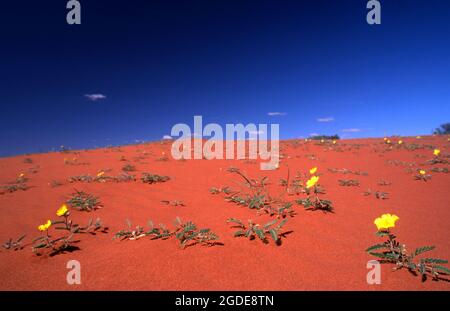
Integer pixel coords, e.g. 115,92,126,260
332,140,337,144
306,176,319,189
18,173,25,178
387,140,391,144
320,139,325,143
309,167,318,175
398,140,403,145
38,220,52,232
433,149,440,156
97,171,105,177
383,137,388,141
56,204,69,217
374,214,399,231
419,170,426,175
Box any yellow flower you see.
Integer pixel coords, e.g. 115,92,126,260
433,149,440,156
419,170,426,175
97,171,105,177
320,139,325,143
416,136,421,139
18,173,25,178
387,140,391,144
38,220,52,231
383,137,388,141
374,214,399,231
309,167,318,175
56,204,69,217
398,140,403,145
332,140,337,144
306,176,319,189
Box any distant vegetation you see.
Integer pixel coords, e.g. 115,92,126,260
310,134,340,140
433,123,450,135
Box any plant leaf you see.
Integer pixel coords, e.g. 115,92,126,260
414,246,435,257
366,243,388,252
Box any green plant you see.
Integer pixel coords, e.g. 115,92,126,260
113,220,147,241
209,186,232,194
66,190,101,212
122,164,136,172
69,175,94,183
414,170,431,181
32,232,77,256
295,175,333,212
363,189,389,200
174,217,220,248
2,234,26,251
367,218,450,281
141,172,170,184
113,218,219,248
226,218,288,245
161,200,185,206
431,167,449,173
23,158,33,164
53,215,105,235
0,183,29,194
338,179,360,187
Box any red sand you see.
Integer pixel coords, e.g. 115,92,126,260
0,136,449,290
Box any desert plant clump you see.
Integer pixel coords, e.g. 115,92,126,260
2,234,26,251
52,204,106,235
426,148,448,165
0,183,29,195
114,173,136,182
226,218,288,245
114,217,220,248
69,172,136,183
32,220,77,256
32,204,107,256
209,186,233,195
141,172,170,184
69,175,94,183
363,189,389,200
414,170,431,181
66,190,102,212
431,167,449,173
161,200,185,206
220,167,294,217
22,157,33,164
173,217,220,248
295,168,333,212
338,179,360,187
377,180,392,186
122,164,136,172
328,168,368,176
367,214,450,281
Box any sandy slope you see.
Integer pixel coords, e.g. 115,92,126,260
0,136,449,290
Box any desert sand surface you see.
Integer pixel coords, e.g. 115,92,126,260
0,136,449,290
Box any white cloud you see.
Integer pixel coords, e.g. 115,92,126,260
162,135,173,140
309,133,320,137
317,117,334,122
267,112,286,116
85,94,106,101
341,128,362,133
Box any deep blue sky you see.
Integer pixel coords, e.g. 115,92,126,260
1,0,449,156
